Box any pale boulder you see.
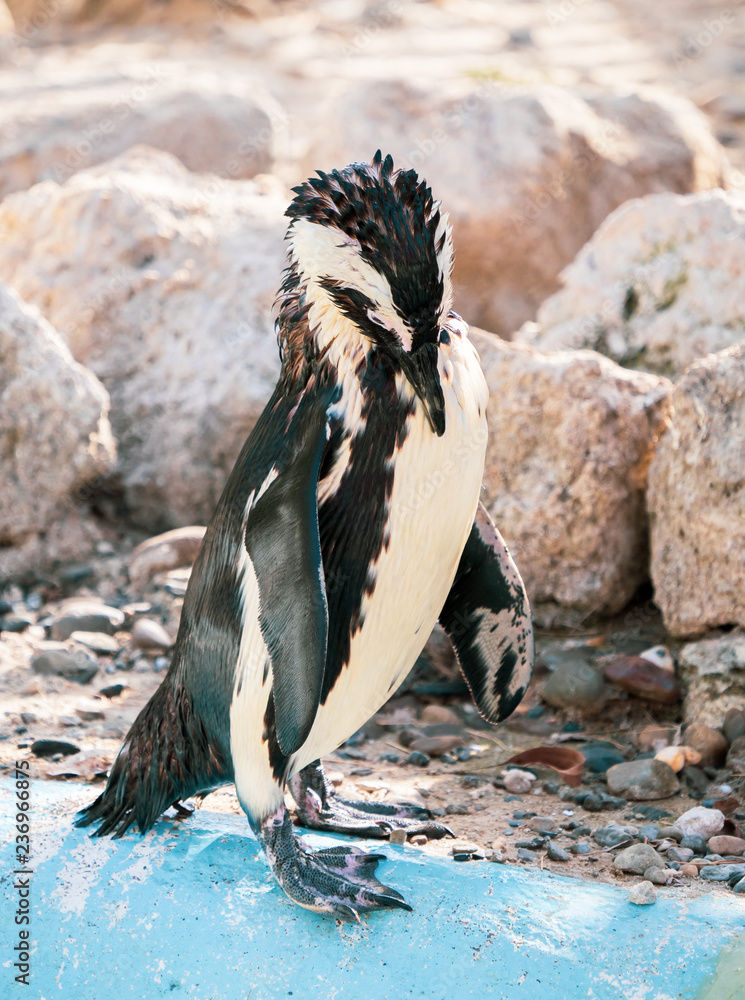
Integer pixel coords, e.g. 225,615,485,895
0,147,288,528
647,345,745,636
679,635,745,728
305,81,726,335
519,190,745,376
472,330,672,625
0,283,115,580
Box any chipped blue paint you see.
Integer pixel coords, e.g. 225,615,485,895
1,780,744,999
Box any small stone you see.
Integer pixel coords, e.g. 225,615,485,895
132,658,153,673
131,618,173,652
30,739,80,758
684,723,729,768
153,656,169,672
639,824,659,841
733,877,745,894
644,866,673,885
515,837,545,850
546,841,571,861
676,806,725,839
410,834,427,846
389,829,407,846
679,834,707,855
628,881,656,905
542,660,606,711
680,863,699,877
569,842,591,855
128,526,206,590
707,835,745,856
580,742,626,774
0,613,34,633
603,656,680,704
449,840,480,855
582,794,604,812
667,846,694,863
700,864,745,882
682,765,710,797
639,646,675,671
638,725,675,752
407,751,430,767
528,816,558,834
654,745,701,773
613,843,661,875
594,824,635,848
19,712,37,725
60,715,81,727
51,602,125,640
606,759,679,800
445,803,469,815
380,753,401,764
77,708,105,722
410,735,464,756
517,848,537,862
543,781,560,795
727,735,745,773
658,826,683,841
503,769,536,793
31,649,98,685
461,776,480,789
723,708,745,746
419,704,460,726
70,631,120,655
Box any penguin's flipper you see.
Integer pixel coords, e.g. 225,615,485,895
440,501,534,723
245,399,330,757
288,760,453,839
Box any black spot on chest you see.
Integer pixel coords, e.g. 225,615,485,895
318,353,413,703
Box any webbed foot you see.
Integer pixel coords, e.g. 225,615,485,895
258,805,412,920
289,760,453,840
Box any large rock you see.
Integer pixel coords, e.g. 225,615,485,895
472,330,672,625
519,190,745,376
304,81,727,335
0,283,115,581
0,62,281,199
679,635,745,728
0,147,288,528
647,345,745,636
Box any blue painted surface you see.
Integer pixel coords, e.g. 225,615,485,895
1,780,744,1000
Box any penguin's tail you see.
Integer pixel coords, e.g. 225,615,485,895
75,681,229,838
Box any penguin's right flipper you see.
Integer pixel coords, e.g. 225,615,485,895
439,502,534,724
245,397,331,757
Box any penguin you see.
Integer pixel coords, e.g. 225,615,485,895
76,151,534,920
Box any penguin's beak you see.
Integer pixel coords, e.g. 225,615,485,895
401,342,446,437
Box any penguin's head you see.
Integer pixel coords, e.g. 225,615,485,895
283,151,453,435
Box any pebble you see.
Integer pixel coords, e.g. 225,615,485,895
654,745,701,773
644,866,673,885
515,838,545,850
445,803,469,815
461,776,480,789
31,649,98,685
410,834,427,847
581,794,604,812
153,656,169,672
639,645,675,671
542,660,606,710
680,863,699,877
667,846,694,863
131,618,173,652
639,824,659,841
682,765,710,797
449,840,480,855
676,806,724,839
723,708,745,746
128,525,206,590
389,829,407,846
613,843,661,875
606,759,679,800
727,735,745,773
410,735,464,756
0,613,34,633
569,842,592,855
679,834,707,855
657,826,683,841
684,723,729,768
380,753,401,764
527,816,558,834
419,704,460,726
638,725,675,752
30,739,80,758
407,751,430,767
602,655,679,704
19,712,37,725
707,836,745,856
546,841,571,862
98,684,125,699
580,742,626,774
503,769,536,794
733,878,745,894
594,824,635,848
70,631,120,655
60,715,81,727
51,602,125,640
628,881,657,906
517,848,538,862
699,864,745,882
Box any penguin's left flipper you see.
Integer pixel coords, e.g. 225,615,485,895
259,804,413,921
245,396,332,756
440,501,534,724
288,760,453,839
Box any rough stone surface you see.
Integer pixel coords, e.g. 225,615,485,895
472,330,672,624
647,346,745,637
306,82,726,336
0,282,115,580
0,147,288,527
606,759,679,801
679,635,745,728
675,807,725,840
613,843,661,875
628,881,657,905
0,65,279,200
128,526,206,591
519,190,745,376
